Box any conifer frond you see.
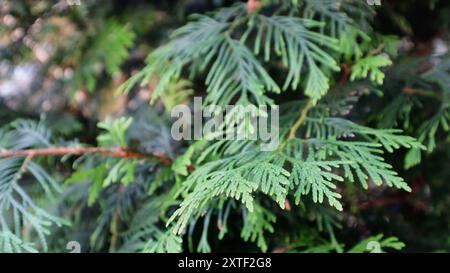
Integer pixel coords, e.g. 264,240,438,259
250,15,340,100
285,153,345,211
95,20,136,76
169,166,259,235
304,117,425,152
405,107,450,169
4,119,52,150
0,157,65,252
244,162,290,206
120,199,181,253
0,120,66,252
169,118,420,231
119,5,348,105
72,19,135,92
303,0,351,35
142,230,183,253
377,93,419,129
4,0,447,254
376,56,450,168
66,117,138,204
241,204,276,252
351,55,393,85
0,231,38,253
118,15,228,102
204,36,280,105
304,139,412,191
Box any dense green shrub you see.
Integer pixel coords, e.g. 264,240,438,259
0,0,449,253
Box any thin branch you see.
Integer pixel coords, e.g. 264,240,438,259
109,185,124,253
339,63,352,86
287,99,315,140
0,147,173,165
367,44,385,57
14,154,34,182
402,87,443,100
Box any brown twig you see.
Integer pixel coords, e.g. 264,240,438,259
0,147,173,165
287,99,315,140
367,44,385,57
402,87,442,100
339,63,352,86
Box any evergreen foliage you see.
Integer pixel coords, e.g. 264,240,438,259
0,0,449,253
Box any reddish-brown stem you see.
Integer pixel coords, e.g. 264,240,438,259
0,147,173,165
339,63,352,86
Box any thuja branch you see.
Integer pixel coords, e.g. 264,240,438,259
0,147,143,158
287,99,315,140
276,99,315,152
0,147,173,165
